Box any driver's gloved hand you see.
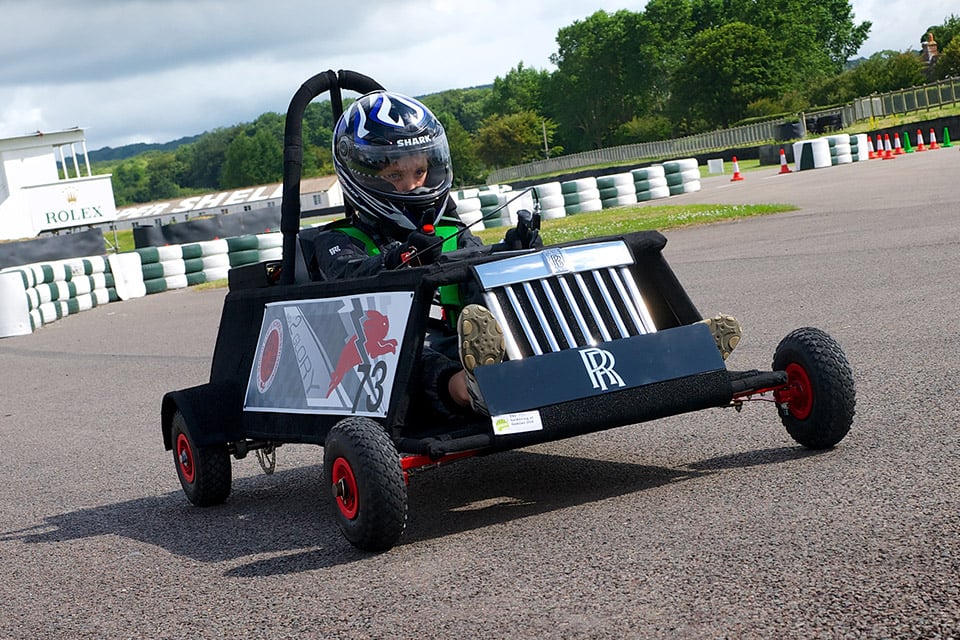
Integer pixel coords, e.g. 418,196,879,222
386,225,443,268
502,227,542,250
502,209,543,250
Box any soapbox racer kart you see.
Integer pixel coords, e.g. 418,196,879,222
160,70,856,551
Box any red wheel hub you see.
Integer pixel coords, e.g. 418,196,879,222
776,363,814,420
331,457,359,520
176,433,196,484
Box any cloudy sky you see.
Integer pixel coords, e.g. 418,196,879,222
0,0,951,151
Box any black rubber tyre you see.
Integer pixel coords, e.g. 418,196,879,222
171,410,232,506
323,417,407,552
772,327,856,449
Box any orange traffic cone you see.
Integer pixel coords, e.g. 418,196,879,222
730,156,744,181
882,134,895,159
893,133,905,155
915,129,926,151
778,148,792,174
929,128,940,149
867,135,877,159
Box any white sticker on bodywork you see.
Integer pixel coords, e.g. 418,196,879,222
244,291,413,417
491,411,544,436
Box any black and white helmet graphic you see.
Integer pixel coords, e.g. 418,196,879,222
333,91,453,233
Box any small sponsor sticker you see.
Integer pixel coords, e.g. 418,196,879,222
491,411,544,436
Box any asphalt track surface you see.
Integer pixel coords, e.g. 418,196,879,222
2,149,959,639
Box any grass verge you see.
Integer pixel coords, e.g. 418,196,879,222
474,203,795,245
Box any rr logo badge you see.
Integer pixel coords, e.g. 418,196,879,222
543,248,568,274
579,347,625,391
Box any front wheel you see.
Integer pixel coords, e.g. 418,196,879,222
171,410,232,506
772,328,856,449
323,417,407,551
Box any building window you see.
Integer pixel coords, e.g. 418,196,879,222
243,205,252,211
312,194,323,206
220,208,229,214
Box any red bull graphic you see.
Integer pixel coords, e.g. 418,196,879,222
327,310,398,397
244,292,413,417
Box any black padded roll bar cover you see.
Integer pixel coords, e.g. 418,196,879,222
279,69,384,284
336,69,384,95
281,70,336,236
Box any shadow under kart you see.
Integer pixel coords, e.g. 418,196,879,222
160,70,856,552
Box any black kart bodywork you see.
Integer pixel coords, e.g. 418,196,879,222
161,70,856,551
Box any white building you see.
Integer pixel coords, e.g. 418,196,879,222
0,128,118,241
114,175,344,229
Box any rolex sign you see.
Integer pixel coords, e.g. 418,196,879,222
25,175,118,234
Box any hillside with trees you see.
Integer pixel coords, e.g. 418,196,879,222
95,3,959,206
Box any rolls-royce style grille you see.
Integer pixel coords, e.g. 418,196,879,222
473,241,657,360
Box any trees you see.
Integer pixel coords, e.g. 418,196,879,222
546,9,661,151
485,63,549,118
221,128,283,189
931,14,960,79
808,51,926,105
174,127,240,190
936,36,960,79
717,0,870,84
474,111,552,168
670,22,784,129
101,1,954,198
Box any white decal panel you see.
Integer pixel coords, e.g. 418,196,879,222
244,292,413,417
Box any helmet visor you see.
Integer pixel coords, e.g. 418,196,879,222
341,134,452,198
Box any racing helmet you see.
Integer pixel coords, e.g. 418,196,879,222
333,91,453,233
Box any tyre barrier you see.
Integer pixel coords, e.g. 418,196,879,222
631,166,671,202
826,134,853,165
793,138,832,171
532,182,566,220
561,177,602,214
849,134,868,162
0,231,302,337
475,184,517,228
597,173,637,209
0,255,117,336
451,194,484,228
663,159,702,195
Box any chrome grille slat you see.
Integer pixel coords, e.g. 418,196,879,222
505,284,544,356
575,272,612,342
522,281,559,353
608,268,648,335
541,278,578,349
592,270,629,338
620,266,657,333
557,275,594,347
474,241,657,359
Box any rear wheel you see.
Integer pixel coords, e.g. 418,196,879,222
171,410,232,506
323,417,407,551
772,328,856,449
